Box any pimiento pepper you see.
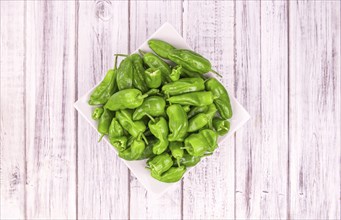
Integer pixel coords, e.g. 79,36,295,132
148,39,176,59
138,138,156,160
148,117,169,155
213,117,230,136
133,96,166,120
183,129,218,156
151,166,186,183
140,50,171,82
130,54,148,93
97,108,114,141
181,68,203,79
167,104,188,142
144,68,162,89
147,153,173,176
187,105,208,119
187,113,209,132
200,129,218,152
205,103,218,128
104,89,148,111
116,109,146,138
92,107,104,120
205,78,233,119
168,49,222,77
169,141,184,167
116,56,134,90
180,153,201,167
170,65,182,82
167,91,214,107
182,105,191,113
119,133,145,161
161,77,205,96
108,118,128,152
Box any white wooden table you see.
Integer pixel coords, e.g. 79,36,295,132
1,1,340,219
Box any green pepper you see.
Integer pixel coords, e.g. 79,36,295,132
200,129,218,152
161,77,205,96
104,89,148,111
167,104,188,142
130,54,148,93
205,103,218,128
151,166,186,183
205,78,233,119
145,88,160,96
168,49,222,77
138,138,157,160
133,96,166,120
144,68,162,89
183,132,207,157
213,117,230,136
148,39,176,59
92,107,104,120
169,141,184,167
167,91,214,107
180,153,201,167
119,133,145,161
182,105,191,113
181,68,203,79
187,113,209,132
140,50,171,82
108,118,127,151
170,65,182,82
148,117,169,155
187,105,208,119
97,108,114,142
116,56,134,90
147,153,173,176
116,109,146,138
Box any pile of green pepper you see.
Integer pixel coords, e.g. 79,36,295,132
88,39,233,183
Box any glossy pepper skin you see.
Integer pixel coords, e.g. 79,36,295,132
205,78,233,119
182,105,191,113
148,39,176,59
116,109,146,138
116,57,134,90
138,138,157,160
168,49,222,77
148,117,169,155
88,68,117,105
200,129,218,152
130,54,148,93
147,153,173,176
169,141,184,167
167,91,214,107
161,77,205,96
181,68,203,79
187,105,208,119
104,89,148,111
140,50,171,82
151,166,186,183
167,104,188,142
183,132,207,157
205,103,218,128
92,107,104,120
133,96,166,120
119,133,145,161
108,118,128,152
213,117,230,136
187,113,209,132
170,65,182,82
97,108,114,141
144,68,162,89
180,153,201,167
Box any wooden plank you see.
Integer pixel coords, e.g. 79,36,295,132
128,1,183,219
288,1,341,219
182,1,235,219
235,1,289,219
76,1,129,219
0,1,26,219
25,1,76,218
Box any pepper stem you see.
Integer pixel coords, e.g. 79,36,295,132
114,55,119,70
145,113,155,123
98,134,105,142
210,69,223,78
139,49,147,56
140,94,149,99
114,53,129,57
176,158,181,167
141,133,149,145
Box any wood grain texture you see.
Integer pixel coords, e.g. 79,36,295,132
182,1,235,219
288,1,341,219
76,1,129,219
129,1,183,219
0,1,26,219
24,1,76,218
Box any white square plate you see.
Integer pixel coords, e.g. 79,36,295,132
74,22,250,196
